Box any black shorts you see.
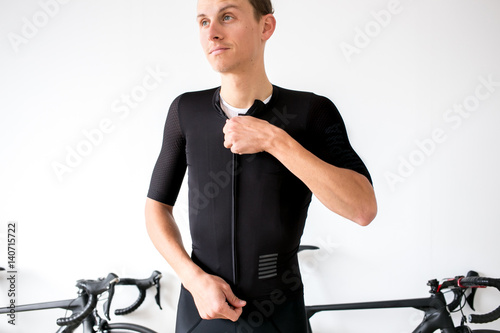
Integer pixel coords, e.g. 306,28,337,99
175,285,308,333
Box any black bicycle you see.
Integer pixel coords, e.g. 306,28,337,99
0,270,162,332
300,246,500,333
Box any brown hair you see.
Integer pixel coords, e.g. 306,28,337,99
247,0,274,21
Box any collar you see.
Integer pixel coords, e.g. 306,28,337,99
212,85,279,119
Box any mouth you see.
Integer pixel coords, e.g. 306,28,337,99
209,47,230,55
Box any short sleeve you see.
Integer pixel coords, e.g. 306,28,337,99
306,95,372,184
147,95,187,205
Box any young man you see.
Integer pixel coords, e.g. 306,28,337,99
145,0,377,332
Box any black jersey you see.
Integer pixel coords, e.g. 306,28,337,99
147,85,371,301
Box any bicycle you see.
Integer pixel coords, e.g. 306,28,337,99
0,270,163,332
299,246,500,333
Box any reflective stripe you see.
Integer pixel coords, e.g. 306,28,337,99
258,254,278,279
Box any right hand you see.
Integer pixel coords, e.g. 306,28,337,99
185,272,247,322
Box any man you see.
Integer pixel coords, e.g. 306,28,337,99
145,0,377,332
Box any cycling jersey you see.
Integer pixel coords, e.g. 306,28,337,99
147,85,372,301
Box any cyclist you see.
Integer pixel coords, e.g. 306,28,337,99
145,0,377,332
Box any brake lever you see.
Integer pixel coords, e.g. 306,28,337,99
465,271,480,311
154,274,162,310
103,280,117,320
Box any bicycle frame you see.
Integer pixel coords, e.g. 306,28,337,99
0,294,95,333
306,292,458,333
0,295,158,333
0,271,162,333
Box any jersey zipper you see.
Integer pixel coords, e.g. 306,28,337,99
213,90,268,287
212,97,239,286
231,153,239,285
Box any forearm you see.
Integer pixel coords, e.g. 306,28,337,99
145,198,246,321
144,198,204,286
266,127,377,226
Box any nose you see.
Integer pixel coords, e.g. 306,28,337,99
207,21,223,41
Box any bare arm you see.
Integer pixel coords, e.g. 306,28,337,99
266,128,376,226
223,117,377,226
145,198,246,321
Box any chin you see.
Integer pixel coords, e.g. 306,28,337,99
207,57,239,73
211,63,238,74
213,67,232,73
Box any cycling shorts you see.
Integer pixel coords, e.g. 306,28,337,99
175,285,308,333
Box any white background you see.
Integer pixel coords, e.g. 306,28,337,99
1,0,500,332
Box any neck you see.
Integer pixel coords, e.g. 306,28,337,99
219,63,273,109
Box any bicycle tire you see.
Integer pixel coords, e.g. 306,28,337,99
106,322,157,333
471,330,500,332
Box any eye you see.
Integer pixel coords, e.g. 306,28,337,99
200,19,209,27
223,15,233,22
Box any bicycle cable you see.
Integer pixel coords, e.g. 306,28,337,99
445,288,467,314
443,284,473,327
457,292,468,326
60,296,79,325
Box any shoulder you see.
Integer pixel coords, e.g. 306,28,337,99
173,87,218,106
275,85,337,110
275,85,315,100
167,87,218,121
168,87,219,130
276,86,344,132
181,86,219,98
274,87,340,127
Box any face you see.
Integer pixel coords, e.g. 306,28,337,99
197,0,271,74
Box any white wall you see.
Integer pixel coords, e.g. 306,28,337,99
1,0,499,332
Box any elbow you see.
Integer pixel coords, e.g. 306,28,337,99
323,194,377,226
344,172,377,227
354,199,377,227
355,210,376,227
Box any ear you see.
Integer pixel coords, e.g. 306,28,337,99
261,14,276,41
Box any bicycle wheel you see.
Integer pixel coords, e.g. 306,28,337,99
106,322,157,333
472,330,500,332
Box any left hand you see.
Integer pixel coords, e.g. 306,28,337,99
223,116,275,154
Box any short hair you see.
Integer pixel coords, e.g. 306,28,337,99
248,0,274,21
